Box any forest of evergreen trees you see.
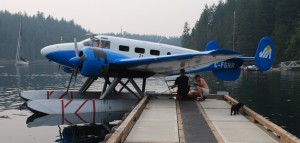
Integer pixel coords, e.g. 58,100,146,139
0,10,88,60
0,10,180,60
181,0,300,64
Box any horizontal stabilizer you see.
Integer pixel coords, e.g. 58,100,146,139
213,68,241,81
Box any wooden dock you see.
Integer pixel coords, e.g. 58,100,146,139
106,94,300,143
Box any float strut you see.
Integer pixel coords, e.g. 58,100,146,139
79,77,96,93
129,78,144,98
117,80,130,95
119,80,141,99
102,77,110,94
142,78,146,93
100,78,122,100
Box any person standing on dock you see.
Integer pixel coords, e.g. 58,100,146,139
193,74,209,101
171,69,190,101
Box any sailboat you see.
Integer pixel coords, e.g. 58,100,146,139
15,22,29,66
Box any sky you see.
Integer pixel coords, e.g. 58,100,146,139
1,0,220,37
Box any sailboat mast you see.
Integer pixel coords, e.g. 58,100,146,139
233,11,236,51
16,22,22,61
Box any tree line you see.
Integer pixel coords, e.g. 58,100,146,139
181,0,300,64
0,10,88,60
0,10,181,60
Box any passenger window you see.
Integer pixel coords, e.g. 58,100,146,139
135,47,145,53
150,49,160,56
167,52,171,55
119,45,130,52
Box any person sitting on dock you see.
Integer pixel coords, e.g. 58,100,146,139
171,69,190,101
193,74,209,101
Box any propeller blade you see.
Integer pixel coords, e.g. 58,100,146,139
66,70,74,94
74,38,79,57
73,68,79,87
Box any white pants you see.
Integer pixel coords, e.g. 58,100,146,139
201,88,209,95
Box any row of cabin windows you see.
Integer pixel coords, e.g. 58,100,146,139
119,45,164,56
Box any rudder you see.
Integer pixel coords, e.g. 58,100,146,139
255,37,275,71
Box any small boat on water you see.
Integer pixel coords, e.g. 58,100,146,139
15,22,29,66
243,65,259,71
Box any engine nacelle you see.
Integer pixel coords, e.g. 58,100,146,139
80,47,108,77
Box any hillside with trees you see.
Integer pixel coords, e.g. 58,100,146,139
0,11,181,60
182,0,300,64
0,10,88,60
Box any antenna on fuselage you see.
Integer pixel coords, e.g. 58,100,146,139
158,37,165,43
122,33,127,38
121,24,123,37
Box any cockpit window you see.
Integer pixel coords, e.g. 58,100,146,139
100,40,110,49
83,39,92,46
82,38,110,49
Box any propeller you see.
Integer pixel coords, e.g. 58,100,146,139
66,38,86,93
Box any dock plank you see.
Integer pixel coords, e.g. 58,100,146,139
125,97,178,142
200,99,278,143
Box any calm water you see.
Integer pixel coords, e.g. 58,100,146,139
0,61,300,142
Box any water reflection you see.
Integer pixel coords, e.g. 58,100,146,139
15,65,29,91
55,124,109,143
26,111,128,143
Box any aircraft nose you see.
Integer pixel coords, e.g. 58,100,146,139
41,45,56,58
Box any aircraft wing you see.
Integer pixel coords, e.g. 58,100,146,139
111,49,241,75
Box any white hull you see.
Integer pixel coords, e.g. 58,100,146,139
20,90,101,100
27,99,138,114
15,60,29,66
27,111,126,127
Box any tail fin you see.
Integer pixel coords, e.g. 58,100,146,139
255,36,275,71
210,37,274,81
205,40,220,51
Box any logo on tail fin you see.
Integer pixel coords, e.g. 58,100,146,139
259,45,272,59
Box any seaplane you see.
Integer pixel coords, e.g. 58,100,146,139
20,34,274,115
